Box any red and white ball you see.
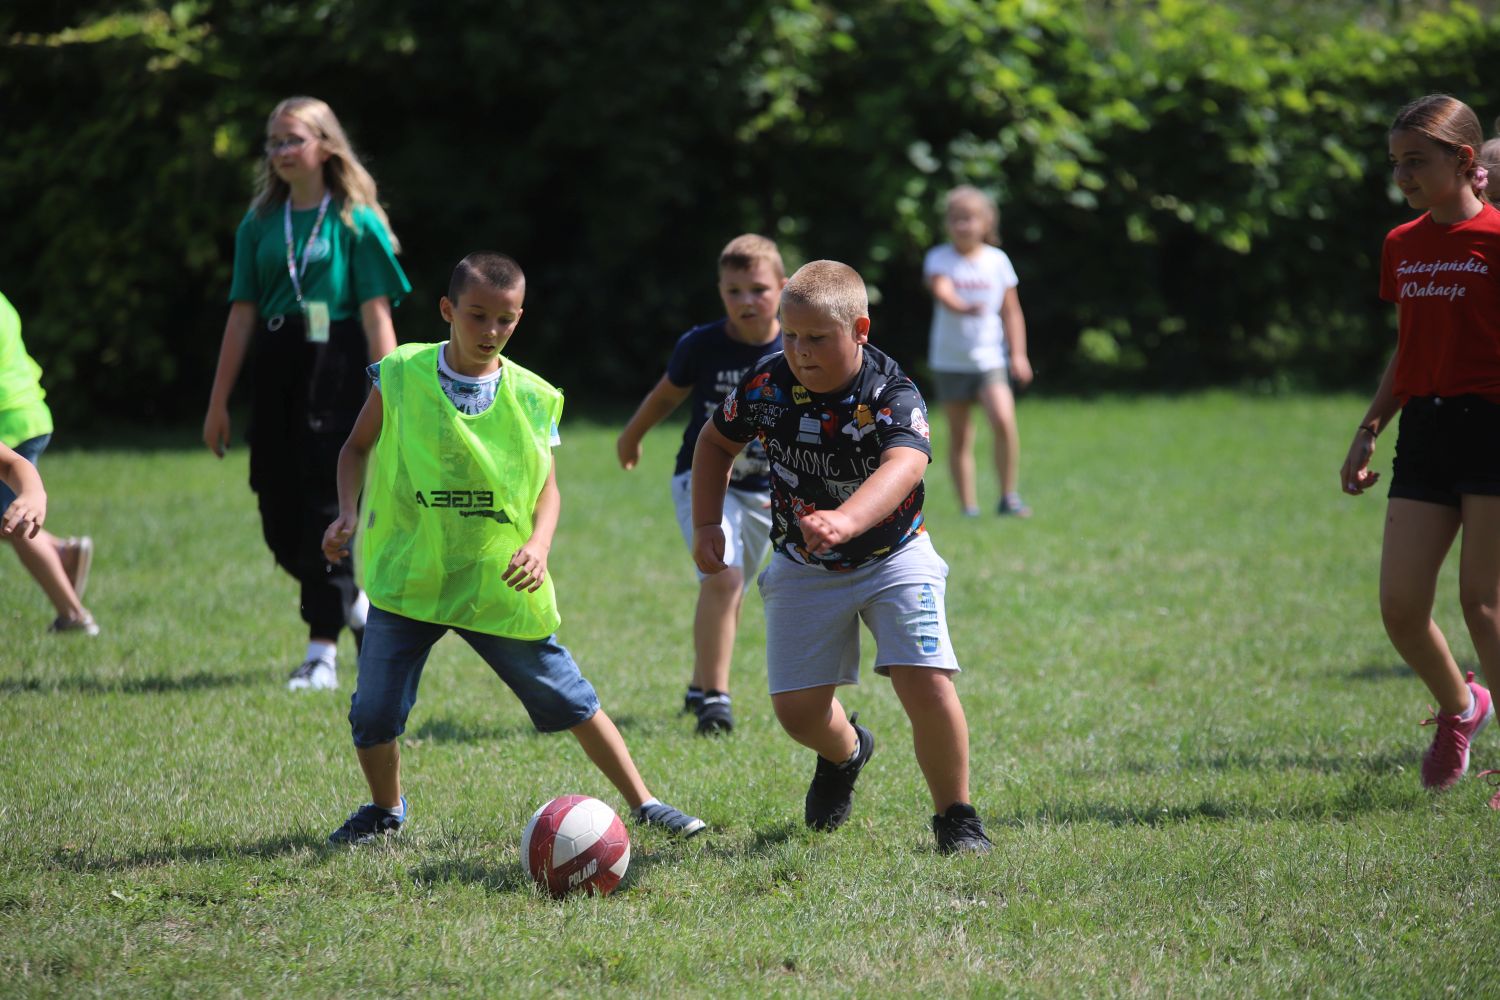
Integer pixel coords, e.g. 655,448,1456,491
521,795,630,898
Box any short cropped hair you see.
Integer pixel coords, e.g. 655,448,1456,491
448,251,525,302
718,234,785,280
781,260,868,331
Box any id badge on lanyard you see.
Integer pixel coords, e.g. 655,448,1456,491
285,194,332,343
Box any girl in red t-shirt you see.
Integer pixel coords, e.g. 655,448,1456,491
1342,94,1500,806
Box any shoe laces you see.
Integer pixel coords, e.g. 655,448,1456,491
1419,704,1471,752
811,723,868,797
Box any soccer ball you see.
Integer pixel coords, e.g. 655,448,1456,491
521,795,630,898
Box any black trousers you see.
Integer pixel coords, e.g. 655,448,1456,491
247,314,367,640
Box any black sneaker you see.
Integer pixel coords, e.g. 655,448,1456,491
328,797,406,845
804,713,874,831
932,802,992,854
696,692,734,735
683,686,705,716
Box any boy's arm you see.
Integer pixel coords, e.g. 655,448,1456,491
1000,286,1032,386
690,421,745,573
927,274,982,315
799,446,927,555
504,455,560,593
617,374,691,469
203,301,258,457
322,388,384,564
358,295,398,362
0,444,46,539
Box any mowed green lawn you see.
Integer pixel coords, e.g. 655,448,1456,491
2,393,1498,998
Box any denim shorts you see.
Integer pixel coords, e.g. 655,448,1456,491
348,605,600,747
1389,395,1500,507
0,434,50,512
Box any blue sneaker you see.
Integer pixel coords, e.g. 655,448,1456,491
633,801,706,837
328,797,406,845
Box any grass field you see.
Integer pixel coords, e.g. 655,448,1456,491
3,393,1498,998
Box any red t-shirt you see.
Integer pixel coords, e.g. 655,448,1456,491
1380,204,1500,402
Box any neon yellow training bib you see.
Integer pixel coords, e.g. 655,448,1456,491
357,342,564,639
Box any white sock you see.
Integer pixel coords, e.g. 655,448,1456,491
306,640,336,666
635,797,661,816
1457,697,1477,722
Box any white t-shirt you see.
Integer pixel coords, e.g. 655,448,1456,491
924,243,1019,373
367,345,561,444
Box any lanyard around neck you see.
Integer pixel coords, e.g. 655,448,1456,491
283,193,332,305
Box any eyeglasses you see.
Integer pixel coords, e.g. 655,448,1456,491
265,135,311,155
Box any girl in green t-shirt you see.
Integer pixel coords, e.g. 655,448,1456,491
202,96,411,692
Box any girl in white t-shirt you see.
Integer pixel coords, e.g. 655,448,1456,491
924,186,1034,517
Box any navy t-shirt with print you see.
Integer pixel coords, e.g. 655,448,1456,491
667,318,781,491
712,344,932,570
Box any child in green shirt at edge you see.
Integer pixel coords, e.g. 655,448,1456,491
320,252,705,844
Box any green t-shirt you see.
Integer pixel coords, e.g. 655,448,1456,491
227,201,411,321
0,292,53,447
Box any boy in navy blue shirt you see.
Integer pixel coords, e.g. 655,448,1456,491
617,235,786,734
692,260,992,854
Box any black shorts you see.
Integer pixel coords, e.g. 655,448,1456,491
1389,395,1500,507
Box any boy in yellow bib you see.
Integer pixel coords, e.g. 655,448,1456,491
320,252,704,844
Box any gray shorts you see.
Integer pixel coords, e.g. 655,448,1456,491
758,533,960,694
931,368,1007,404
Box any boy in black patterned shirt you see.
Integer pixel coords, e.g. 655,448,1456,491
691,260,992,854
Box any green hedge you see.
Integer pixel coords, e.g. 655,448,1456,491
2,1,1496,427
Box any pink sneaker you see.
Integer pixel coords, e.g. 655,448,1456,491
1419,673,1494,790
1479,770,1500,811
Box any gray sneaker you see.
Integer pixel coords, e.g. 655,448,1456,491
633,801,706,837
48,611,99,637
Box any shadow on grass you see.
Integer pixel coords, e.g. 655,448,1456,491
49,834,323,871
1348,661,1415,682
1107,745,1414,777
0,669,264,696
409,840,679,898
408,712,646,746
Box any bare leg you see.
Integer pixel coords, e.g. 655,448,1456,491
944,401,977,512
7,528,85,620
771,685,856,761
977,379,1020,498
570,709,651,809
888,666,970,812
1458,494,1500,694
691,566,744,693
356,740,402,810
1380,498,1469,714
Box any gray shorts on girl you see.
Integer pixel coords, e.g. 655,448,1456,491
757,532,960,694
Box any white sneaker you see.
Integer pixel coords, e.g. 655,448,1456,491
288,658,337,691
348,590,369,631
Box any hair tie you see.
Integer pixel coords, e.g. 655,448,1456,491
1475,165,1490,192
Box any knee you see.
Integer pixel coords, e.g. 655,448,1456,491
1379,591,1431,640
349,693,402,747
1459,586,1500,625
771,695,828,741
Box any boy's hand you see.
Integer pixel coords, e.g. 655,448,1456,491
322,512,358,564
503,540,550,592
693,524,728,574
799,509,855,555
1,490,45,539
1341,431,1380,495
616,432,642,471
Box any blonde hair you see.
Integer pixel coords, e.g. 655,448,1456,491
781,260,868,331
945,185,1000,245
1391,94,1485,199
718,234,785,279
1478,137,1500,201
250,96,401,252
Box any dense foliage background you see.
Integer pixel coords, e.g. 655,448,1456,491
4,0,1500,427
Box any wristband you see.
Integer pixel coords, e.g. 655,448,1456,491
1357,423,1379,439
